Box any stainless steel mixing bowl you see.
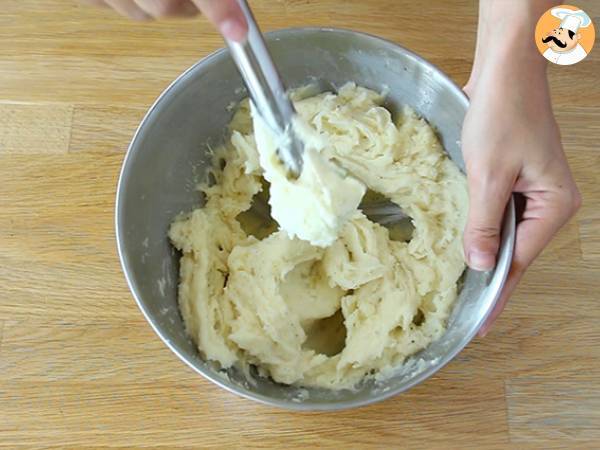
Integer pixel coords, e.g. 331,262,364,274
116,28,515,410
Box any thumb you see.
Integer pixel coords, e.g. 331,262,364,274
192,0,248,41
463,167,515,271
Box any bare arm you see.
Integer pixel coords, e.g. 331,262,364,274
462,0,580,336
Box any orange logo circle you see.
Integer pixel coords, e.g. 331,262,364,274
535,4,595,65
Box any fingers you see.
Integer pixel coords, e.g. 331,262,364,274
462,84,474,99
104,0,152,20
81,0,109,7
463,163,517,271
102,0,199,20
133,0,199,17
478,187,581,337
84,0,246,34
192,0,248,41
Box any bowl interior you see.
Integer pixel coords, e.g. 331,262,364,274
116,28,514,410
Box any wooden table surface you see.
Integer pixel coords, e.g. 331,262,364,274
1,1,599,448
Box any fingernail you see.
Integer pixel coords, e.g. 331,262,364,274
478,328,488,338
468,250,495,271
219,18,247,42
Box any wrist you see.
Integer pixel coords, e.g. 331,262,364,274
467,0,555,93
469,47,552,120
482,32,547,78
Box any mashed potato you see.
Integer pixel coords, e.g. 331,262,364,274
169,83,468,389
250,101,366,247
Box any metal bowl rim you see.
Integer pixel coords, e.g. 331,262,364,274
115,26,516,411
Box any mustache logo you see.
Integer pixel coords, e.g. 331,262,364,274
542,35,567,48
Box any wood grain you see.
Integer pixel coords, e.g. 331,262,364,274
70,105,146,153
507,374,600,442
1,1,599,448
0,102,73,154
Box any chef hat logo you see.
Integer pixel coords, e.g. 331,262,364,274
535,4,595,66
551,7,592,33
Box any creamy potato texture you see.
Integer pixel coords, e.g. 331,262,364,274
251,102,366,247
169,84,468,389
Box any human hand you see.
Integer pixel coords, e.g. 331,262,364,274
462,50,580,337
82,0,247,40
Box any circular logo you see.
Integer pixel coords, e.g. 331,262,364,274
535,4,595,65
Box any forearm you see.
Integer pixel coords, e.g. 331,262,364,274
467,0,559,90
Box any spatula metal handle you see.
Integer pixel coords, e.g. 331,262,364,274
224,0,303,175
